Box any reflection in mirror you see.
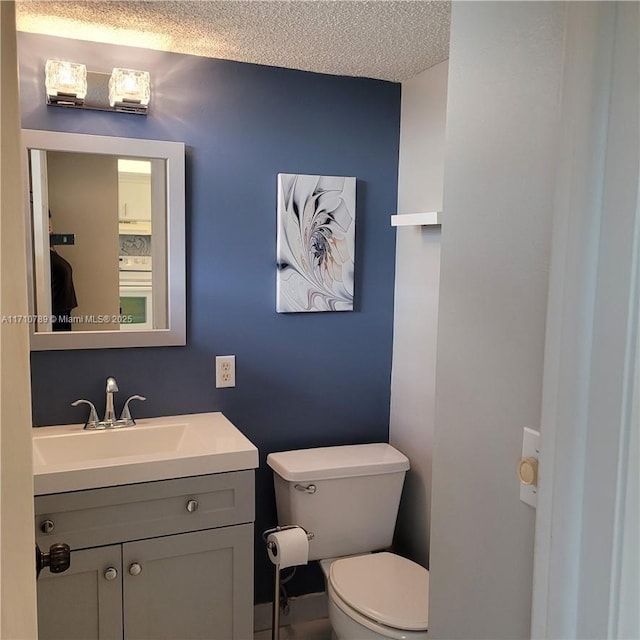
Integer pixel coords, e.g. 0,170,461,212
22,130,185,350
117,159,158,331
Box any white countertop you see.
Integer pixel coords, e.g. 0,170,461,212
33,412,259,495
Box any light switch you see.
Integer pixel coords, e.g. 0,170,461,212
519,427,540,508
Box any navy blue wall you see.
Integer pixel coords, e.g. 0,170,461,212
19,32,400,603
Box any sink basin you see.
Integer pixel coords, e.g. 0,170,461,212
32,412,259,495
33,422,193,466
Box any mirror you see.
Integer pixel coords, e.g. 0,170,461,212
22,129,186,350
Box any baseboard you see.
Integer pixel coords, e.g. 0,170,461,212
254,591,328,632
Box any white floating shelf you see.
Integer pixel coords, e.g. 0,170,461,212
390,211,442,227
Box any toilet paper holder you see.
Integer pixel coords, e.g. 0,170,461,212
263,525,314,640
262,524,314,550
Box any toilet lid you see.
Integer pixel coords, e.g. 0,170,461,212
329,552,429,631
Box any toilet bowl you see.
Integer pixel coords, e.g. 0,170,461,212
320,553,429,640
267,444,429,640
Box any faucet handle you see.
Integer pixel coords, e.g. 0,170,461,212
119,395,146,425
71,399,99,430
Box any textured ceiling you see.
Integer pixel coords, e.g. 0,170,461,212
16,1,451,82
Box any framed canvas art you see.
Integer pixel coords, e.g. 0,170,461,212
276,173,356,313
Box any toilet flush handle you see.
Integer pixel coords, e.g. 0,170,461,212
294,483,316,494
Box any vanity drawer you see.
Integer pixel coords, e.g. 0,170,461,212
34,470,254,550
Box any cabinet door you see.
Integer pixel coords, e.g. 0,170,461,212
123,524,253,640
37,545,123,640
118,172,152,221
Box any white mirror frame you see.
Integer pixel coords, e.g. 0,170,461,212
22,129,186,350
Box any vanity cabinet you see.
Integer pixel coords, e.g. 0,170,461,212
37,544,122,639
35,470,254,640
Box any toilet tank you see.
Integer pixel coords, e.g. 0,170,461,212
267,443,409,561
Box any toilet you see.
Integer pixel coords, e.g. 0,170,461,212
267,443,429,640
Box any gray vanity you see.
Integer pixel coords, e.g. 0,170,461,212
23,131,256,638
32,412,258,640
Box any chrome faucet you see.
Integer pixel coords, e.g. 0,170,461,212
71,399,99,429
120,395,147,424
72,376,146,429
104,376,119,425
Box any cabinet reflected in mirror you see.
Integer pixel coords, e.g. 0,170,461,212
23,130,185,350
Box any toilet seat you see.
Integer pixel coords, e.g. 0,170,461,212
329,552,429,635
328,582,429,640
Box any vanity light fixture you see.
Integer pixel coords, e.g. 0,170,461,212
44,60,150,115
109,68,151,114
45,60,87,106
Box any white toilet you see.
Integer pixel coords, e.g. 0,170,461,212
267,443,429,640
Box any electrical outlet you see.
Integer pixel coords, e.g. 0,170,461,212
215,355,236,388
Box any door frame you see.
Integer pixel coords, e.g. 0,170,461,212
0,1,39,637
532,2,639,638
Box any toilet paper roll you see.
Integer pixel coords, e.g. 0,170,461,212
267,527,309,569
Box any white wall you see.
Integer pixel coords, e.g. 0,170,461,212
0,2,38,636
390,60,448,568
428,3,566,638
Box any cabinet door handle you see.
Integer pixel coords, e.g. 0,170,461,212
40,519,55,534
104,567,118,581
186,499,199,513
128,563,142,576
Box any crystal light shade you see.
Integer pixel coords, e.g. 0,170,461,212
109,68,151,112
45,60,87,105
